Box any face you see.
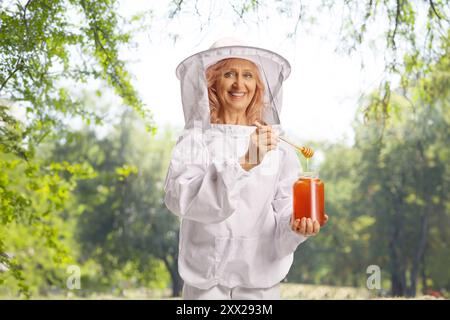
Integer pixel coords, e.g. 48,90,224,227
215,59,257,114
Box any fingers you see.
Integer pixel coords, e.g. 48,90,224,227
306,218,314,235
252,125,279,159
324,214,329,223
299,218,307,234
256,127,278,147
255,123,275,135
258,127,278,139
249,122,279,165
313,220,321,234
291,218,300,232
253,120,265,129
294,218,321,237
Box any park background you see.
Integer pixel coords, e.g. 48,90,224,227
0,0,449,299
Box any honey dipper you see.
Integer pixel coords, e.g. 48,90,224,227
254,121,314,158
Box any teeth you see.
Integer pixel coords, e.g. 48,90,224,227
230,92,245,97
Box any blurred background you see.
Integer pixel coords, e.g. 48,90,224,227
0,0,449,299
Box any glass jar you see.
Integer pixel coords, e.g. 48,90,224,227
293,172,326,226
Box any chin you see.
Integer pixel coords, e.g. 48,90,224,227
229,103,249,111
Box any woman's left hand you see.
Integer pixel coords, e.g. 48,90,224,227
291,214,329,237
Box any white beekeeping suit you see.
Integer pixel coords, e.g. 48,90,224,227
164,38,307,299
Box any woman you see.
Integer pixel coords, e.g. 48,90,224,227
164,38,328,299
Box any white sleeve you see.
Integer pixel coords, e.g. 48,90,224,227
273,147,307,259
164,130,251,224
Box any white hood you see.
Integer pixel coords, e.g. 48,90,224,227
175,38,291,129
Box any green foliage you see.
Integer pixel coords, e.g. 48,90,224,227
291,42,450,295
0,0,152,297
0,149,96,297
48,111,181,296
1,0,449,299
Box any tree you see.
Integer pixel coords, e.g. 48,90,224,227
290,141,375,288
349,34,450,295
167,0,449,118
354,93,449,295
0,0,152,296
2,0,449,298
290,30,449,295
51,110,182,296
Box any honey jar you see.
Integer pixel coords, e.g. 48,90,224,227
293,172,325,226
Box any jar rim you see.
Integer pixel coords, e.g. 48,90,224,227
298,171,319,178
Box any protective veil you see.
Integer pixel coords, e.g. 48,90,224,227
164,38,307,290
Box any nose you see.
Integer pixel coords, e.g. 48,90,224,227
232,75,244,88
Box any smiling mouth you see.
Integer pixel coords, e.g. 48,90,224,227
228,92,246,98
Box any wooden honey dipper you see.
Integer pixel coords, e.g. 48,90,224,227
254,121,314,158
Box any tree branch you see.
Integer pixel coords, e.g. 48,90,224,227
1,0,36,92
169,0,184,19
24,0,34,11
391,0,401,51
429,0,443,20
289,0,303,38
0,58,22,92
355,0,374,44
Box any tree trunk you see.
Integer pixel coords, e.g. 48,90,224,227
408,209,429,297
408,140,432,297
389,205,407,296
163,256,183,297
420,256,427,295
171,269,183,297
390,264,407,296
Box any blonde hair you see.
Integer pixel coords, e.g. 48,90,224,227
205,58,265,125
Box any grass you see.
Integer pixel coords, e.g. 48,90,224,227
1,283,446,300
281,283,373,299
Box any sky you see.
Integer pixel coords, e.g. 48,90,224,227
118,0,388,145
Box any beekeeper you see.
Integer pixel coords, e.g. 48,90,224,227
164,38,328,300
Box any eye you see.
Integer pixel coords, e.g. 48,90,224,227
224,71,236,78
243,72,253,79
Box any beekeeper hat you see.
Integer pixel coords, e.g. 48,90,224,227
176,37,291,128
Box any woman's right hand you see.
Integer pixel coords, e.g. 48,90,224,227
240,122,278,171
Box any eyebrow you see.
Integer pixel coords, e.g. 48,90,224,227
225,68,254,72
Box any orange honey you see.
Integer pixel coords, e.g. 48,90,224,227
293,173,325,226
